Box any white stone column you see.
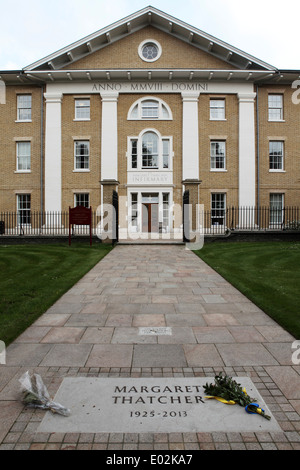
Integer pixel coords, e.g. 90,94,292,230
182,92,200,181
99,92,119,241
100,92,119,181
44,92,63,213
238,92,256,208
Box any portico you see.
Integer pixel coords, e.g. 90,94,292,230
40,77,259,239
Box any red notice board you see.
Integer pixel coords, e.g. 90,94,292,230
69,206,92,246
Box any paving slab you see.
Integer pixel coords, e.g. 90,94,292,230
86,344,133,368
132,345,187,367
40,344,92,367
216,343,279,366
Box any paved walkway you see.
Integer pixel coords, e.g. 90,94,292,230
0,245,300,450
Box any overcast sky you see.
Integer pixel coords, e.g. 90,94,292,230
0,0,299,71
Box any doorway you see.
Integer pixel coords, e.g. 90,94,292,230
142,193,159,233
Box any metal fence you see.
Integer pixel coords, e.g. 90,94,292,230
201,206,300,235
0,206,299,237
0,211,101,236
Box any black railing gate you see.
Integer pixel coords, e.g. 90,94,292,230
182,190,190,242
112,190,119,245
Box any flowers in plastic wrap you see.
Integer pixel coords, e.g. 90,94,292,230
19,371,70,417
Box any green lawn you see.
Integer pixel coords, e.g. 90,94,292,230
0,242,113,345
194,241,300,339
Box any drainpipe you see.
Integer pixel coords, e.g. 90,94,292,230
256,84,260,209
40,85,44,220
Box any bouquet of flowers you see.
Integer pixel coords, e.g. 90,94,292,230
204,372,271,420
19,371,70,417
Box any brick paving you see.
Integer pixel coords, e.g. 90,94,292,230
0,245,299,450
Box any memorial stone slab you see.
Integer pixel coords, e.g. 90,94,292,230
38,377,281,433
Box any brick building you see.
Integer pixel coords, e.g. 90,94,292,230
0,6,299,240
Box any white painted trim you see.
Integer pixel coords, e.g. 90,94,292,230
238,92,256,208
182,91,200,180
24,6,277,71
138,39,162,62
126,187,174,235
44,92,63,213
40,80,254,96
100,91,119,181
127,96,173,120
127,129,173,172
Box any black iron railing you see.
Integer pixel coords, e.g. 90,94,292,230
0,206,299,237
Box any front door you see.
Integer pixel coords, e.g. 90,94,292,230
142,203,159,232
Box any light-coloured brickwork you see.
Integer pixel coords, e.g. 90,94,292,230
64,26,237,71
198,93,240,211
0,85,43,213
61,93,102,212
257,85,300,207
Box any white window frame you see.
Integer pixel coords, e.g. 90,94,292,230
138,39,162,63
142,131,159,169
74,193,90,208
17,194,31,225
211,193,226,227
268,94,284,121
270,193,284,226
210,140,226,171
128,130,173,171
162,192,170,233
17,94,32,122
127,190,173,234
74,140,90,171
141,100,159,119
128,97,172,120
130,193,138,232
269,141,284,171
16,141,31,172
74,98,90,120
210,99,226,120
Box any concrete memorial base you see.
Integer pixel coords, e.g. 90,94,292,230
38,377,281,434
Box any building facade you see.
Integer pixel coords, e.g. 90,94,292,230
0,6,299,240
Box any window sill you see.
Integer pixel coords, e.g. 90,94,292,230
15,120,32,123
73,169,90,172
209,118,227,121
269,170,286,173
268,119,285,123
14,170,31,174
128,118,172,121
210,169,227,172
73,119,91,122
141,167,159,170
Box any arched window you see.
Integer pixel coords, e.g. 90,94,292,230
128,130,172,171
142,132,158,168
128,97,172,120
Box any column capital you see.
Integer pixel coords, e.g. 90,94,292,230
100,91,119,102
181,91,200,102
44,92,63,103
238,92,256,103
182,179,202,185
100,179,120,185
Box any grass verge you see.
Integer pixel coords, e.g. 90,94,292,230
0,242,113,345
194,241,300,339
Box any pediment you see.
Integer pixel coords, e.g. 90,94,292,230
23,6,277,73
61,25,239,72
